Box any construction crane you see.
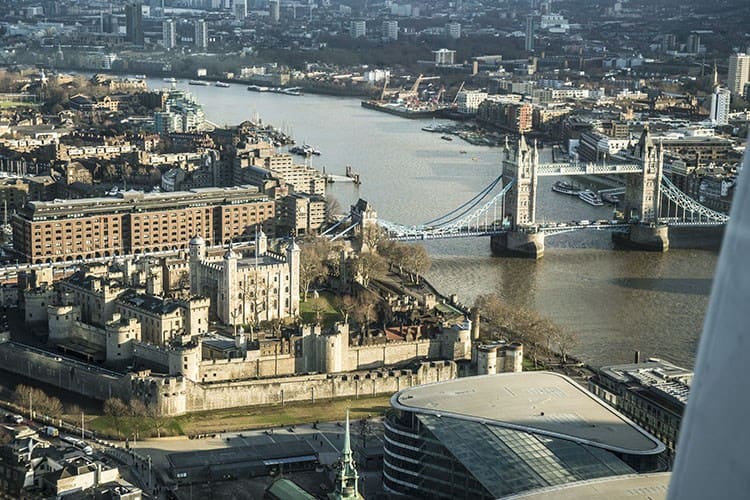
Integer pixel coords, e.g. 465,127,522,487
380,75,389,101
452,81,465,105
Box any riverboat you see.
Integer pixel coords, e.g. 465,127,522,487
551,181,582,196
578,190,605,206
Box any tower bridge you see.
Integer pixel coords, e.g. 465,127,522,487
329,130,729,258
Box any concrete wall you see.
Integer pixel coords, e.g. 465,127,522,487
668,225,724,250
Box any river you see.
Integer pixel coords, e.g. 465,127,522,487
149,79,716,368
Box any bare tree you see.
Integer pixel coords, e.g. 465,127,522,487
325,196,342,223
403,244,431,284
355,252,386,288
103,398,129,439
128,399,149,440
300,245,325,301
334,294,358,325
360,223,386,253
353,293,378,334
557,329,579,364
146,403,168,438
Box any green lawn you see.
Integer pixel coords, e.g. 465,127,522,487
299,291,341,327
0,101,38,109
88,395,391,439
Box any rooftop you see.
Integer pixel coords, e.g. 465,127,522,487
393,372,665,454
503,472,670,500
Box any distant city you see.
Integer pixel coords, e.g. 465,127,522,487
0,0,746,499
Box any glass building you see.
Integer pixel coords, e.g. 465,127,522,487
384,372,666,499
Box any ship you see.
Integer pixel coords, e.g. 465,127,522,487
578,189,605,206
441,135,453,141
361,100,444,119
163,77,177,83
551,181,582,196
189,80,210,86
247,85,270,92
215,82,230,88
134,74,147,79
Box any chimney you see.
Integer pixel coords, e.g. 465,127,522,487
634,350,641,364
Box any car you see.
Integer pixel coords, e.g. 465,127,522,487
41,426,59,437
6,414,23,424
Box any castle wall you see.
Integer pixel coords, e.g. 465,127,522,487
197,353,298,382
183,360,457,414
346,340,442,371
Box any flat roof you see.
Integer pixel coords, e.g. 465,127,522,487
392,372,664,454
502,472,670,500
167,441,317,470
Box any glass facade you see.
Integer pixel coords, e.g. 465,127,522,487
384,409,662,499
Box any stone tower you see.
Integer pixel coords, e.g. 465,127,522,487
286,238,300,318
502,135,538,229
330,410,363,500
220,243,239,325
188,235,206,295
623,128,663,223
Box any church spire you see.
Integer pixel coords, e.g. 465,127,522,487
331,410,362,500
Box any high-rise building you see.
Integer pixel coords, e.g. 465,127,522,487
433,48,456,66
269,0,280,23
445,22,461,39
525,15,535,52
233,0,247,20
162,19,176,50
125,2,144,44
710,87,731,125
686,33,701,54
194,19,208,49
382,20,398,41
350,20,366,38
728,53,750,97
100,12,117,34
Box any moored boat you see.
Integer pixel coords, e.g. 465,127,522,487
551,181,582,196
578,189,605,206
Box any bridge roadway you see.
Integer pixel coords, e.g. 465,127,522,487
386,222,632,241
535,162,643,176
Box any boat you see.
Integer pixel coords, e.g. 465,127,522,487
134,74,146,79
282,87,303,96
303,144,321,156
163,77,177,83
578,190,605,206
215,82,230,88
189,80,210,86
459,150,467,154
551,181,582,196
247,85,270,92
441,135,453,141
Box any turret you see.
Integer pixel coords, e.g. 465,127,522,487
287,238,300,317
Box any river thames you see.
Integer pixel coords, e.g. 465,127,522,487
151,79,716,368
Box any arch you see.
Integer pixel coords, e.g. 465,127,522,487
104,251,111,257
45,258,52,264
114,250,120,256
94,252,102,259
65,256,73,262
55,257,63,263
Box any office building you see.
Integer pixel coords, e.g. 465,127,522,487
525,15,535,52
194,19,208,49
269,0,280,23
445,22,461,39
125,2,144,44
710,86,731,125
234,0,247,20
588,359,692,462
350,20,366,38
728,53,750,96
686,33,701,54
433,48,456,66
384,373,666,499
455,90,489,114
12,186,275,263
382,20,398,41
162,19,176,50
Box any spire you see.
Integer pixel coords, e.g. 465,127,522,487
713,61,719,89
343,409,352,460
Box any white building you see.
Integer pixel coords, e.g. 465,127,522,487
382,20,398,40
194,19,208,49
540,13,569,32
455,90,489,114
350,20,366,38
162,19,176,50
728,53,750,97
234,0,247,20
189,234,300,326
433,48,456,66
710,87,731,125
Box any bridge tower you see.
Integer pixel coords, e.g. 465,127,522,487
501,135,538,228
492,136,545,258
614,128,670,251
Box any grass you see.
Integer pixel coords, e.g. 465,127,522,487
299,291,341,328
88,395,391,439
0,101,38,109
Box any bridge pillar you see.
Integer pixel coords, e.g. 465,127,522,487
491,230,545,259
612,224,669,252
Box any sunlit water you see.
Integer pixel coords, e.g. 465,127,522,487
149,79,716,367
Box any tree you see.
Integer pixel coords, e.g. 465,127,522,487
147,404,168,438
300,244,325,301
325,195,342,223
103,398,129,439
360,223,385,252
354,252,386,288
128,399,149,440
334,294,358,325
352,292,378,334
557,329,579,364
403,244,431,284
